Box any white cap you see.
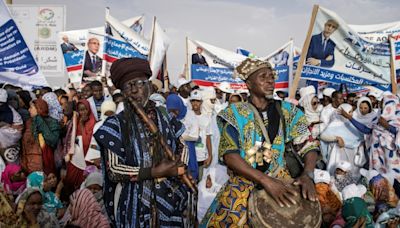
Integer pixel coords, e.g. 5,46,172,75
149,93,166,106
342,184,367,201
359,168,379,183
189,89,202,101
201,87,216,100
367,90,383,101
336,161,352,172
0,89,7,103
217,82,233,93
176,78,191,90
323,88,336,98
300,86,316,99
314,169,331,184
112,89,121,95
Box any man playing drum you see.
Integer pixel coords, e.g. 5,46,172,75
200,58,320,227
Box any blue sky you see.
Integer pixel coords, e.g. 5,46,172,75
14,0,400,83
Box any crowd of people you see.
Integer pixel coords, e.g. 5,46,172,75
0,57,399,228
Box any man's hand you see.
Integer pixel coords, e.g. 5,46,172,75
379,117,390,129
203,155,212,168
151,159,178,178
336,136,345,148
306,58,321,66
339,108,352,120
261,177,298,208
293,174,316,201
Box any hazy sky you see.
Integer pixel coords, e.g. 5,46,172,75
14,0,400,84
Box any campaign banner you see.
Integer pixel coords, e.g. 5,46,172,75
58,30,87,85
0,1,47,88
10,5,65,78
103,12,148,78
187,38,246,89
149,18,170,80
301,6,391,91
263,40,294,93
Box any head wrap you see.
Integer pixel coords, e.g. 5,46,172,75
314,169,331,184
26,171,45,190
83,172,103,188
100,100,116,120
149,93,166,107
322,88,336,98
342,184,367,201
234,58,276,81
353,96,378,129
1,164,26,193
42,92,63,121
68,189,110,228
110,58,152,89
166,94,187,120
33,98,49,117
342,197,374,228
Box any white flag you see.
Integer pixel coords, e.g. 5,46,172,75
149,18,170,80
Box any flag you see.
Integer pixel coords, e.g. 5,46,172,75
148,17,170,80
236,47,257,58
301,6,391,91
103,10,149,77
187,38,246,89
0,0,47,89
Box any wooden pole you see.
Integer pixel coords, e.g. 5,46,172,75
289,5,319,99
163,55,169,91
389,35,398,94
185,36,189,80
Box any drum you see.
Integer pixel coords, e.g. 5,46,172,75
248,184,322,228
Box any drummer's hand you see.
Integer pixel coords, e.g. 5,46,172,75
261,177,297,208
294,174,316,202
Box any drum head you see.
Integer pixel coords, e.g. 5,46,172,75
248,186,322,228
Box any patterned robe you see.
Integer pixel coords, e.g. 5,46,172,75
200,101,317,227
94,105,188,228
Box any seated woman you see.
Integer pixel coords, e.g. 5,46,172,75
0,188,59,227
1,163,26,196
65,189,110,228
341,94,400,186
26,171,63,216
320,103,364,176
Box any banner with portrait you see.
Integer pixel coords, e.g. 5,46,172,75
301,6,392,91
103,12,148,78
261,40,294,93
187,38,247,90
0,1,47,89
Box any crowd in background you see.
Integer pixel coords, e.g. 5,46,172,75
0,74,400,227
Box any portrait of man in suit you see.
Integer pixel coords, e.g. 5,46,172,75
271,50,289,66
192,46,208,66
306,19,339,68
83,37,103,80
60,35,78,54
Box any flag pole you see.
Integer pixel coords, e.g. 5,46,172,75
289,4,319,99
185,36,189,80
389,35,397,94
148,16,156,79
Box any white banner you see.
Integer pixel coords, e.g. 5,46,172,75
302,6,391,91
149,18,170,80
9,5,65,77
187,38,246,89
103,12,148,78
0,1,47,89
106,13,149,56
